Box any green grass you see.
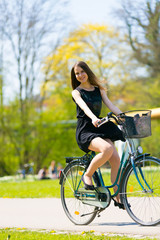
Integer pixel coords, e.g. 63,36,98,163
0,179,61,198
0,173,112,198
0,168,159,198
0,171,111,198
0,229,159,240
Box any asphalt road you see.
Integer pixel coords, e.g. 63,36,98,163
0,198,159,238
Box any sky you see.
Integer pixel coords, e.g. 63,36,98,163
69,0,122,27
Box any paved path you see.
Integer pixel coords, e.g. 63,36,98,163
0,198,159,237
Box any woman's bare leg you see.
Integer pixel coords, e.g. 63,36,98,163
107,140,121,202
84,138,122,204
84,137,113,186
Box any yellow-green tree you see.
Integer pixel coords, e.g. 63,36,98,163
43,23,138,107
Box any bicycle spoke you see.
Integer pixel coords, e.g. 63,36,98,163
63,171,74,192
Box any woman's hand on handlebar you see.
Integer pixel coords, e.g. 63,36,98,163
97,116,109,127
92,112,123,128
96,112,113,128
97,112,119,127
92,117,101,128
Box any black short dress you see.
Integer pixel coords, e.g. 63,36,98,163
73,87,125,153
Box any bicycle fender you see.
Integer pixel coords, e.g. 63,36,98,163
135,153,150,161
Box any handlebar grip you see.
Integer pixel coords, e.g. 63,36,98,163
107,112,120,125
107,112,113,118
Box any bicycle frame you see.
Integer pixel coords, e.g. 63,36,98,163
73,117,152,198
100,138,133,198
98,137,152,196
79,136,150,198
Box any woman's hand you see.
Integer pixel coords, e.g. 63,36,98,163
92,117,100,128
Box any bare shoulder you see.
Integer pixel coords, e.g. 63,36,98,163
100,88,107,97
72,89,80,99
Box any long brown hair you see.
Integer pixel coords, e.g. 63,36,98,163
71,61,104,90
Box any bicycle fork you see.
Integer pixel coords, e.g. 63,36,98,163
131,155,152,193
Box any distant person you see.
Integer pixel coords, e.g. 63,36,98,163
38,166,50,180
48,161,57,179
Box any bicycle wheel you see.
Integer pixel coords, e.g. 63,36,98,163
121,156,160,226
60,160,98,225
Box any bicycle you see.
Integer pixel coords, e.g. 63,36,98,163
59,110,160,226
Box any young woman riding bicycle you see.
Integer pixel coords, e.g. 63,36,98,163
71,61,125,208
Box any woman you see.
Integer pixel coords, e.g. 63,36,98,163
71,61,125,209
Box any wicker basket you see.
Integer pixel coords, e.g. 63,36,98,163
119,110,151,138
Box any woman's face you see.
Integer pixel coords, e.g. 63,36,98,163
74,65,88,84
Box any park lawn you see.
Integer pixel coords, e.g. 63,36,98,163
0,229,158,240
0,173,111,198
0,171,159,198
0,179,61,198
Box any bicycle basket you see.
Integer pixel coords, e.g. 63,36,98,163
119,110,151,138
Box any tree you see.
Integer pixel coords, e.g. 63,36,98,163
113,0,160,158
110,0,160,110
0,30,13,175
43,24,137,96
119,0,160,78
0,0,69,172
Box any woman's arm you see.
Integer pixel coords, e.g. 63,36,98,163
100,89,122,115
72,90,100,127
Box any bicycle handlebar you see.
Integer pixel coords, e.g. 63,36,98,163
97,112,120,127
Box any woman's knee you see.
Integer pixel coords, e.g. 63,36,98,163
102,143,113,157
88,138,113,157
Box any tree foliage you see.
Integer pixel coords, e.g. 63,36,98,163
43,23,137,97
114,0,160,158
119,0,160,78
0,0,69,174
112,0,160,110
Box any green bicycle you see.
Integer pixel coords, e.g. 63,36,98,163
59,110,160,226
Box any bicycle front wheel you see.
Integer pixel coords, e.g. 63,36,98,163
122,156,160,226
60,160,98,225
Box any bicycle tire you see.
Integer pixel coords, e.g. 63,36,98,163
60,160,98,225
121,156,160,226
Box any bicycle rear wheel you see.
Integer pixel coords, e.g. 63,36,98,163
60,160,98,225
121,156,160,226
